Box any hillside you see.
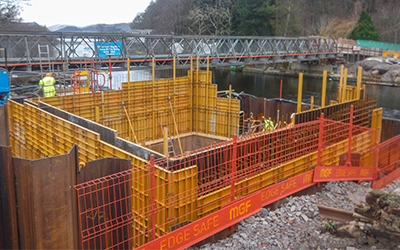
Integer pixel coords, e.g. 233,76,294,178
49,23,131,33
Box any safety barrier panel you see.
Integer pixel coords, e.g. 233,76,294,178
372,133,400,189
75,116,386,250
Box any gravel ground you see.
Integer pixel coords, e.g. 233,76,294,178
187,180,400,250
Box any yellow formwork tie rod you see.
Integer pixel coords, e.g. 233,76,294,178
122,101,138,144
169,96,183,155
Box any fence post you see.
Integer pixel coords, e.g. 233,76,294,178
150,155,156,240
346,105,354,166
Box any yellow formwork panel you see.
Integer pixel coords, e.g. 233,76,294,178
8,100,101,162
38,71,240,143
372,108,383,142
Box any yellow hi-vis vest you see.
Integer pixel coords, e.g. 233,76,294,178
39,76,56,97
263,118,274,131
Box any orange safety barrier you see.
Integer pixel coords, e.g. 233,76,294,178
74,111,397,250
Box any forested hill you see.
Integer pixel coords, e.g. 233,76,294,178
130,0,400,44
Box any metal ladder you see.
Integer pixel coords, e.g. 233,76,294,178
38,44,51,76
161,124,175,157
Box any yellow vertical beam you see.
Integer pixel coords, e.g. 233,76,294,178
152,57,155,84
190,56,193,83
95,106,100,123
127,58,131,139
338,65,344,102
297,73,303,114
207,56,210,84
371,107,383,143
127,58,130,84
342,68,348,102
356,66,362,100
190,56,193,132
196,56,199,83
321,70,327,108
310,96,314,110
163,126,168,156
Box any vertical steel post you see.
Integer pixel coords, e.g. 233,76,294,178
356,66,362,100
317,113,324,168
342,68,348,102
207,56,210,83
150,155,156,240
127,58,130,84
346,105,354,166
196,56,199,83
108,43,112,90
152,57,155,83
297,73,303,114
230,135,237,202
190,56,193,83
338,65,344,102
321,71,327,108
311,96,314,110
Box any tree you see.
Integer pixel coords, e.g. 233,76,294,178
189,0,235,35
232,0,275,36
0,0,29,22
349,10,379,41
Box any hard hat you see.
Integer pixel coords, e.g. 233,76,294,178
46,73,52,77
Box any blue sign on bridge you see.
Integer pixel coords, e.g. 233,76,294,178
96,42,122,57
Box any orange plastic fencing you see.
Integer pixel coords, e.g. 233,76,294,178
75,117,390,250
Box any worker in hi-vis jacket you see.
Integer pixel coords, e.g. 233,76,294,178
39,73,56,97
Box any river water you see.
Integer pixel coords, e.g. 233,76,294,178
104,68,400,119
213,69,400,119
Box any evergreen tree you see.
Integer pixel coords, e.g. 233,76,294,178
349,10,379,41
232,0,275,36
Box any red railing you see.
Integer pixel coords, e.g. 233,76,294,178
74,115,398,250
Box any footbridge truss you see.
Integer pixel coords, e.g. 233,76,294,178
0,31,338,71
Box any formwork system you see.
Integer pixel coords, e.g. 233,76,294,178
35,68,240,148
74,115,400,250
4,63,392,249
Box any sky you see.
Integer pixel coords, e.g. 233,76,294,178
21,0,152,27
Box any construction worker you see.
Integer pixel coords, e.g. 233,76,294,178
39,73,56,97
262,116,274,131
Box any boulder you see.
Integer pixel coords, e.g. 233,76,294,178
366,190,384,206
371,69,379,76
354,202,374,218
372,65,390,74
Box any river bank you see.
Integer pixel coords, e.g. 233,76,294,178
230,65,400,87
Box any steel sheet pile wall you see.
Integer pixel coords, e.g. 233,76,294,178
75,118,378,249
7,100,147,168
295,97,378,127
